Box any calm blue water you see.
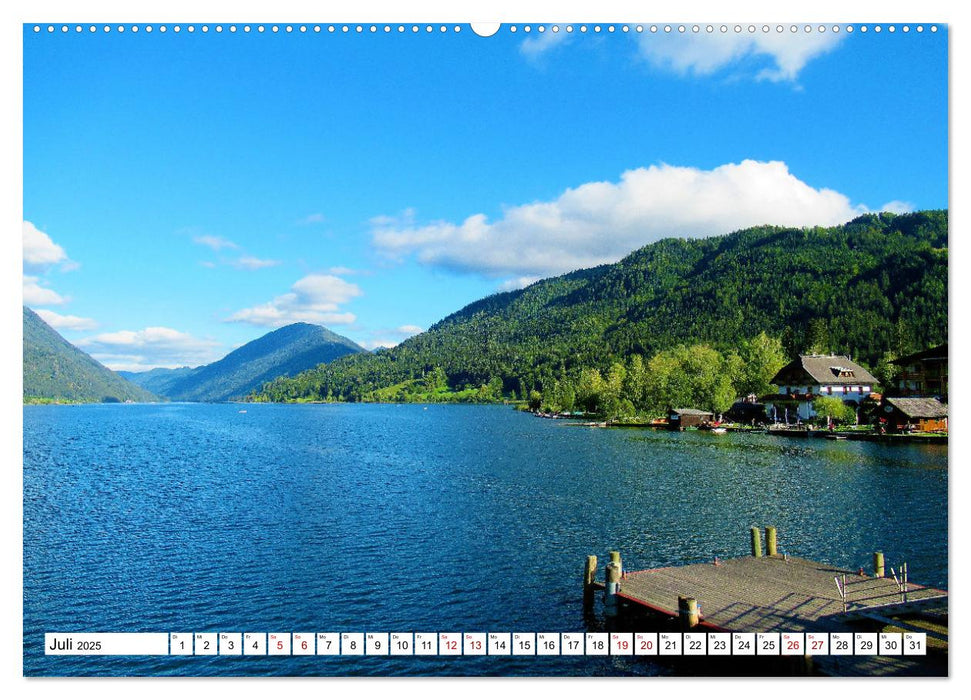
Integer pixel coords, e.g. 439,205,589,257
23,403,948,676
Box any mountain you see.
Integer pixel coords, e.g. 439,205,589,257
251,210,948,404
123,322,366,402
23,307,157,404
117,366,197,397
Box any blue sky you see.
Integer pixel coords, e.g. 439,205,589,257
22,21,948,371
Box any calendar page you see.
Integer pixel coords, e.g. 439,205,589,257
18,0,951,684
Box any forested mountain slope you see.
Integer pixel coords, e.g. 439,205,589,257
252,210,947,404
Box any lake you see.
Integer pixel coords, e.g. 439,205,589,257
22,403,948,676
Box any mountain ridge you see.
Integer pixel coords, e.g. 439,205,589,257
23,307,157,404
123,322,366,402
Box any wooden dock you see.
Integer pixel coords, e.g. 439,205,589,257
614,555,947,634
585,534,948,675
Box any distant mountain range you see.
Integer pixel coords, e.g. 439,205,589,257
23,306,156,404
24,309,366,405
24,210,948,407
120,322,366,402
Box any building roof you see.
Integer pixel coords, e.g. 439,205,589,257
890,343,948,365
771,355,878,386
884,397,948,418
671,408,713,416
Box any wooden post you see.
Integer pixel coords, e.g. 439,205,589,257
750,527,762,558
765,526,777,556
605,562,621,618
583,555,598,610
873,551,885,578
678,596,699,630
609,550,623,577
606,561,621,586
902,562,908,602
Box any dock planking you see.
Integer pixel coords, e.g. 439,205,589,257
615,555,947,634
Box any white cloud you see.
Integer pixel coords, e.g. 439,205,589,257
637,31,846,82
23,221,69,269
498,276,541,292
34,309,98,331
520,28,572,60
361,325,424,350
77,326,222,372
193,235,239,251
23,220,78,274
371,160,895,279
880,200,915,215
232,256,281,270
363,339,398,350
23,275,67,306
227,274,362,328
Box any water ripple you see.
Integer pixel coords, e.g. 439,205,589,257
24,404,947,676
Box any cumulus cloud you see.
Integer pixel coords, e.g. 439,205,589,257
77,326,222,372
193,235,239,251
23,275,67,306
361,325,424,350
232,256,281,270
227,274,362,328
22,220,78,309
520,28,572,60
371,160,905,279
34,309,98,331
637,30,846,82
23,221,74,271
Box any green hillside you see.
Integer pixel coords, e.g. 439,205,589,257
117,366,197,397
123,322,366,402
23,307,157,404
251,210,947,408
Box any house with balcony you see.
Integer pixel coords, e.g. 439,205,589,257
763,354,878,423
889,343,947,401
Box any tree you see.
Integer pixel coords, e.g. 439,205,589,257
601,362,629,420
805,319,830,355
737,332,787,397
423,366,448,393
623,354,648,411
576,368,605,413
528,389,543,411
812,395,856,425
872,350,897,390
645,344,739,415
645,350,685,414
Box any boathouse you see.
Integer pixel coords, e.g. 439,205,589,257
880,397,948,433
668,408,713,429
764,355,877,422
